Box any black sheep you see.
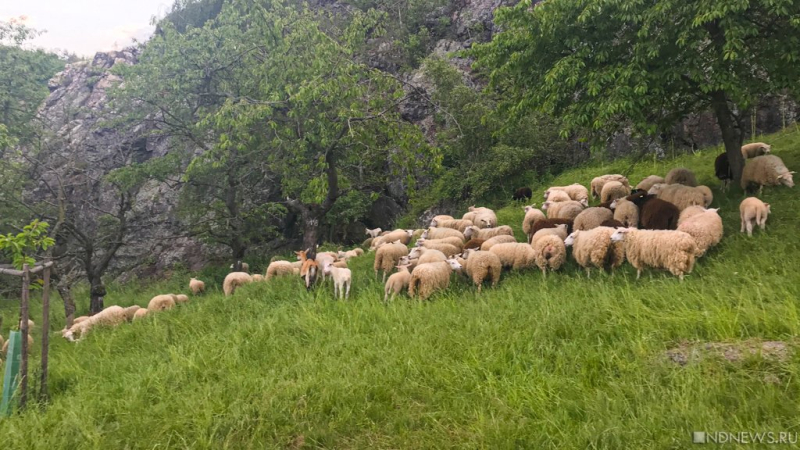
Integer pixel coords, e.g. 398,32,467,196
625,191,679,230
513,187,533,201
714,153,733,192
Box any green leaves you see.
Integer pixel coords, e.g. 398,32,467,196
0,220,54,269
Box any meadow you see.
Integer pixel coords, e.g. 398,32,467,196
1,130,800,448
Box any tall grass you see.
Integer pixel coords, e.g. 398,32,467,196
1,130,800,448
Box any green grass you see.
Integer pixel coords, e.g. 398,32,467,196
2,130,800,448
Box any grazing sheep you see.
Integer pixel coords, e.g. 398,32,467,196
148,294,177,311
3,334,33,354
532,235,567,276
573,207,614,231
416,236,464,250
175,294,189,304
626,191,679,230
133,308,149,321
677,208,723,257
564,227,626,277
430,215,455,226
739,197,771,237
542,200,584,220
741,142,771,159
473,210,499,229
422,227,466,241
714,153,733,192
464,225,514,241
123,305,141,321
489,243,537,270
480,235,517,251
591,174,630,199
331,260,348,269
413,241,460,257
252,274,264,282
522,205,547,243
189,278,205,295
430,218,473,233
362,237,373,248
611,198,639,228
513,187,533,201
266,261,298,280
462,250,502,293
374,241,410,283
322,262,352,300
371,229,413,248
696,185,713,207
531,218,574,236
222,272,254,296
408,259,462,300
741,154,795,194
531,224,568,245
635,175,666,192
544,189,572,203
337,248,364,260
365,227,382,238
600,219,625,228
649,183,710,211
61,306,126,342
544,184,590,206
610,228,696,280
229,261,250,273
408,247,448,264
665,167,698,186
73,316,89,324
600,181,630,204
678,205,707,225
384,264,412,302
463,238,486,250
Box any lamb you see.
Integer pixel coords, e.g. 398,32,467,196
315,252,338,282
600,181,629,204
489,243,537,270
532,235,566,276
384,264,412,302
544,189,572,203
677,208,723,257
591,174,630,199
421,227,466,241
635,175,666,192
461,250,502,293
222,272,254,296
739,197,771,237
365,227,383,238
229,261,250,273
564,227,626,277
374,241,410,283
625,191,679,230
543,184,590,206
430,218,473,233
408,259,462,300
61,305,126,342
322,262,352,300
464,225,514,240
133,308,149,320
649,183,710,211
610,198,639,228
610,228,696,280
714,153,733,192
513,187,532,201
480,235,517,251
542,200,584,221
741,154,795,194
741,142,771,159
123,305,142,321
522,205,547,243
531,224,568,245
189,278,205,295
531,218,574,236
415,236,464,250
266,261,299,280
408,247,448,264
337,248,364,260
148,294,177,311
463,238,486,250
573,207,614,231
665,167,698,186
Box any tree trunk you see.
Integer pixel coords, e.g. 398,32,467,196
89,277,106,314
711,94,745,185
302,215,320,254
57,280,76,328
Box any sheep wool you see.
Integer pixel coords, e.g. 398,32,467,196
464,225,514,240
408,260,462,300
133,308,149,320
422,227,466,241
430,215,454,226
175,294,189,304
678,205,707,226
462,206,493,224
531,218,574,236
431,218,473,233
416,236,464,250
591,174,630,198
665,167,698,187
222,272,254,297
531,224,568,246
513,187,533,201
409,247,448,264
384,265,413,302
489,243,537,271
480,235,517,251
229,262,250,273
473,209,499,229
148,294,177,311
739,197,771,237
600,181,629,204
532,235,567,276
522,205,547,243
374,241,410,283
365,227,382,238
3,333,33,354
189,278,205,295
626,191,679,230
649,183,708,211
61,305,126,342
544,184,590,206
544,189,571,203
73,316,89,324
463,238,486,250
741,142,771,159
612,198,639,229
371,229,413,248
610,228,696,280
635,175,666,192
266,261,297,280
573,207,614,231
542,200,584,221
463,250,502,293
252,274,265,282
566,227,625,277
323,263,352,300
696,185,713,207
677,208,723,257
741,155,795,193
123,305,142,322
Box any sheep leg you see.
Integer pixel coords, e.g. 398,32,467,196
758,185,764,197
636,268,642,280
585,268,591,278
746,220,754,237
382,272,387,284
345,281,350,300
477,283,482,294
740,212,745,233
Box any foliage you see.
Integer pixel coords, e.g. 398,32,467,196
0,220,54,268
159,0,226,33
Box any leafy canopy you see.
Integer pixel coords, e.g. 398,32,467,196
0,220,54,269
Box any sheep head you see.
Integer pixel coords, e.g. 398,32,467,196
777,172,795,187
564,231,579,246
445,258,463,271
610,228,633,242
524,204,537,212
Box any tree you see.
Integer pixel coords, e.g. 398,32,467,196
0,220,54,269
472,0,800,183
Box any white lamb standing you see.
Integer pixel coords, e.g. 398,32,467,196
323,262,352,300
739,197,771,237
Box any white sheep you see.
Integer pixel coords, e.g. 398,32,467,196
648,183,708,211
266,261,299,280
365,227,383,238
573,207,613,231
610,198,639,228
488,243,537,270
430,218,473,233
531,224,568,245
374,241,409,282
61,305,126,342
189,278,205,295
741,142,771,159
665,167,698,186
741,155,795,195
408,247,447,264
429,215,454,227
678,205,707,225
460,250,502,293
337,248,364,260
464,225,514,240
543,189,571,203
133,308,149,320
421,227,466,241
542,200,584,220
564,227,625,277
600,181,629,204
222,272,253,296
544,184,589,206
371,229,413,249
532,234,567,277
677,207,723,257
522,205,547,243
591,174,630,199
322,262,351,300
480,235,517,251
416,236,464,250
739,197,771,237
408,259,462,300
635,175,665,192
384,264,412,302
610,228,696,280
148,294,177,311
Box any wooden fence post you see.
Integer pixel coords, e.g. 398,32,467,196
19,264,30,410
40,259,51,402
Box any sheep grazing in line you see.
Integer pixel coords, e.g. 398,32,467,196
635,175,666,193
531,218,574,236
531,224,568,245
222,272,254,297
665,167,698,187
522,205,547,243
463,238,486,250
648,183,711,211
544,184,590,206
625,191,679,230
741,154,795,195
337,248,364,260
489,243,537,271
61,305,126,342
384,264,412,302
573,207,614,231
513,187,532,201
408,247,448,264
3,334,33,354
480,235,517,251
741,142,771,159
464,225,514,241
229,261,250,273
408,259,462,300
714,153,733,192
532,234,566,277
610,198,639,228
677,208,723,257
133,308,149,321
600,181,629,204
374,241,409,283
430,218,473,233
460,250,502,293
610,228,696,280
591,174,630,199
322,262,352,300
739,197,771,237
365,227,383,238
564,227,626,277
266,261,299,280
542,200,584,221
148,294,177,311
422,227,466,241
123,305,142,322
544,189,572,203
189,278,205,295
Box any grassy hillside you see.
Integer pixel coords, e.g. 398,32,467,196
2,129,800,448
